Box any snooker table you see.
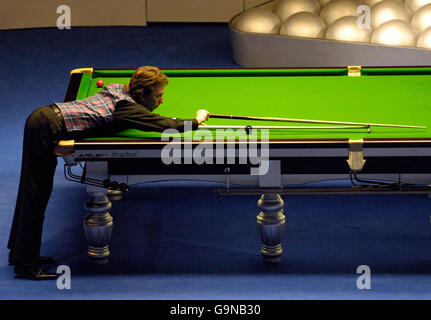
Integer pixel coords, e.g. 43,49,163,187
56,66,431,264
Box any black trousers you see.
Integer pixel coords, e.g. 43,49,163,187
7,105,65,265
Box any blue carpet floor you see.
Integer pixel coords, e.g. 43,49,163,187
0,23,431,300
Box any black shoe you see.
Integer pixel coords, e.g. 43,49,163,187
8,252,54,266
14,264,58,280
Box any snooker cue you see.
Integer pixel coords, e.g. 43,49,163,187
209,114,427,129
199,125,369,130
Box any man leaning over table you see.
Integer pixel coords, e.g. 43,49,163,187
7,66,210,280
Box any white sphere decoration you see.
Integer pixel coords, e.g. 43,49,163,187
416,26,431,48
371,19,417,46
325,16,372,42
320,0,362,25
405,0,431,13
280,12,327,38
233,7,281,34
363,0,403,6
370,0,411,29
274,0,321,22
362,0,384,6
318,0,331,5
411,4,431,32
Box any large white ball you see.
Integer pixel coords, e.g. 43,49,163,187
233,7,281,34
371,19,417,46
416,26,431,48
362,0,384,6
405,0,431,13
370,0,411,29
318,0,331,5
280,12,327,38
325,16,372,42
274,0,321,22
320,0,361,25
411,4,431,32
362,0,403,6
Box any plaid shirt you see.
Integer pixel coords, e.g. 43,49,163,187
55,84,135,132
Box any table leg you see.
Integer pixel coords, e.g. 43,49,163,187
83,191,113,264
107,189,123,201
256,193,286,263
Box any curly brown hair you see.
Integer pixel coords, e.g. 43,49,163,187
127,66,169,102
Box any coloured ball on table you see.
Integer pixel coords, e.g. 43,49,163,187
405,0,431,13
273,0,321,22
416,26,431,48
280,12,327,38
371,19,417,46
233,7,281,34
96,80,104,87
320,0,361,25
325,16,372,42
411,4,431,32
370,0,411,29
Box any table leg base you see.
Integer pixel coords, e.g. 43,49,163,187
108,189,123,201
83,192,113,264
261,243,283,263
88,258,109,265
262,256,282,264
257,194,286,263
87,246,110,264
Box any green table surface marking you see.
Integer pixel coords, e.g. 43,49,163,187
76,68,431,141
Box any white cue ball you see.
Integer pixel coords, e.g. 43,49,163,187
405,0,431,13
273,0,321,22
325,16,372,42
233,7,281,34
370,0,411,29
371,19,417,46
280,12,327,38
320,0,361,25
416,26,431,48
411,4,431,32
